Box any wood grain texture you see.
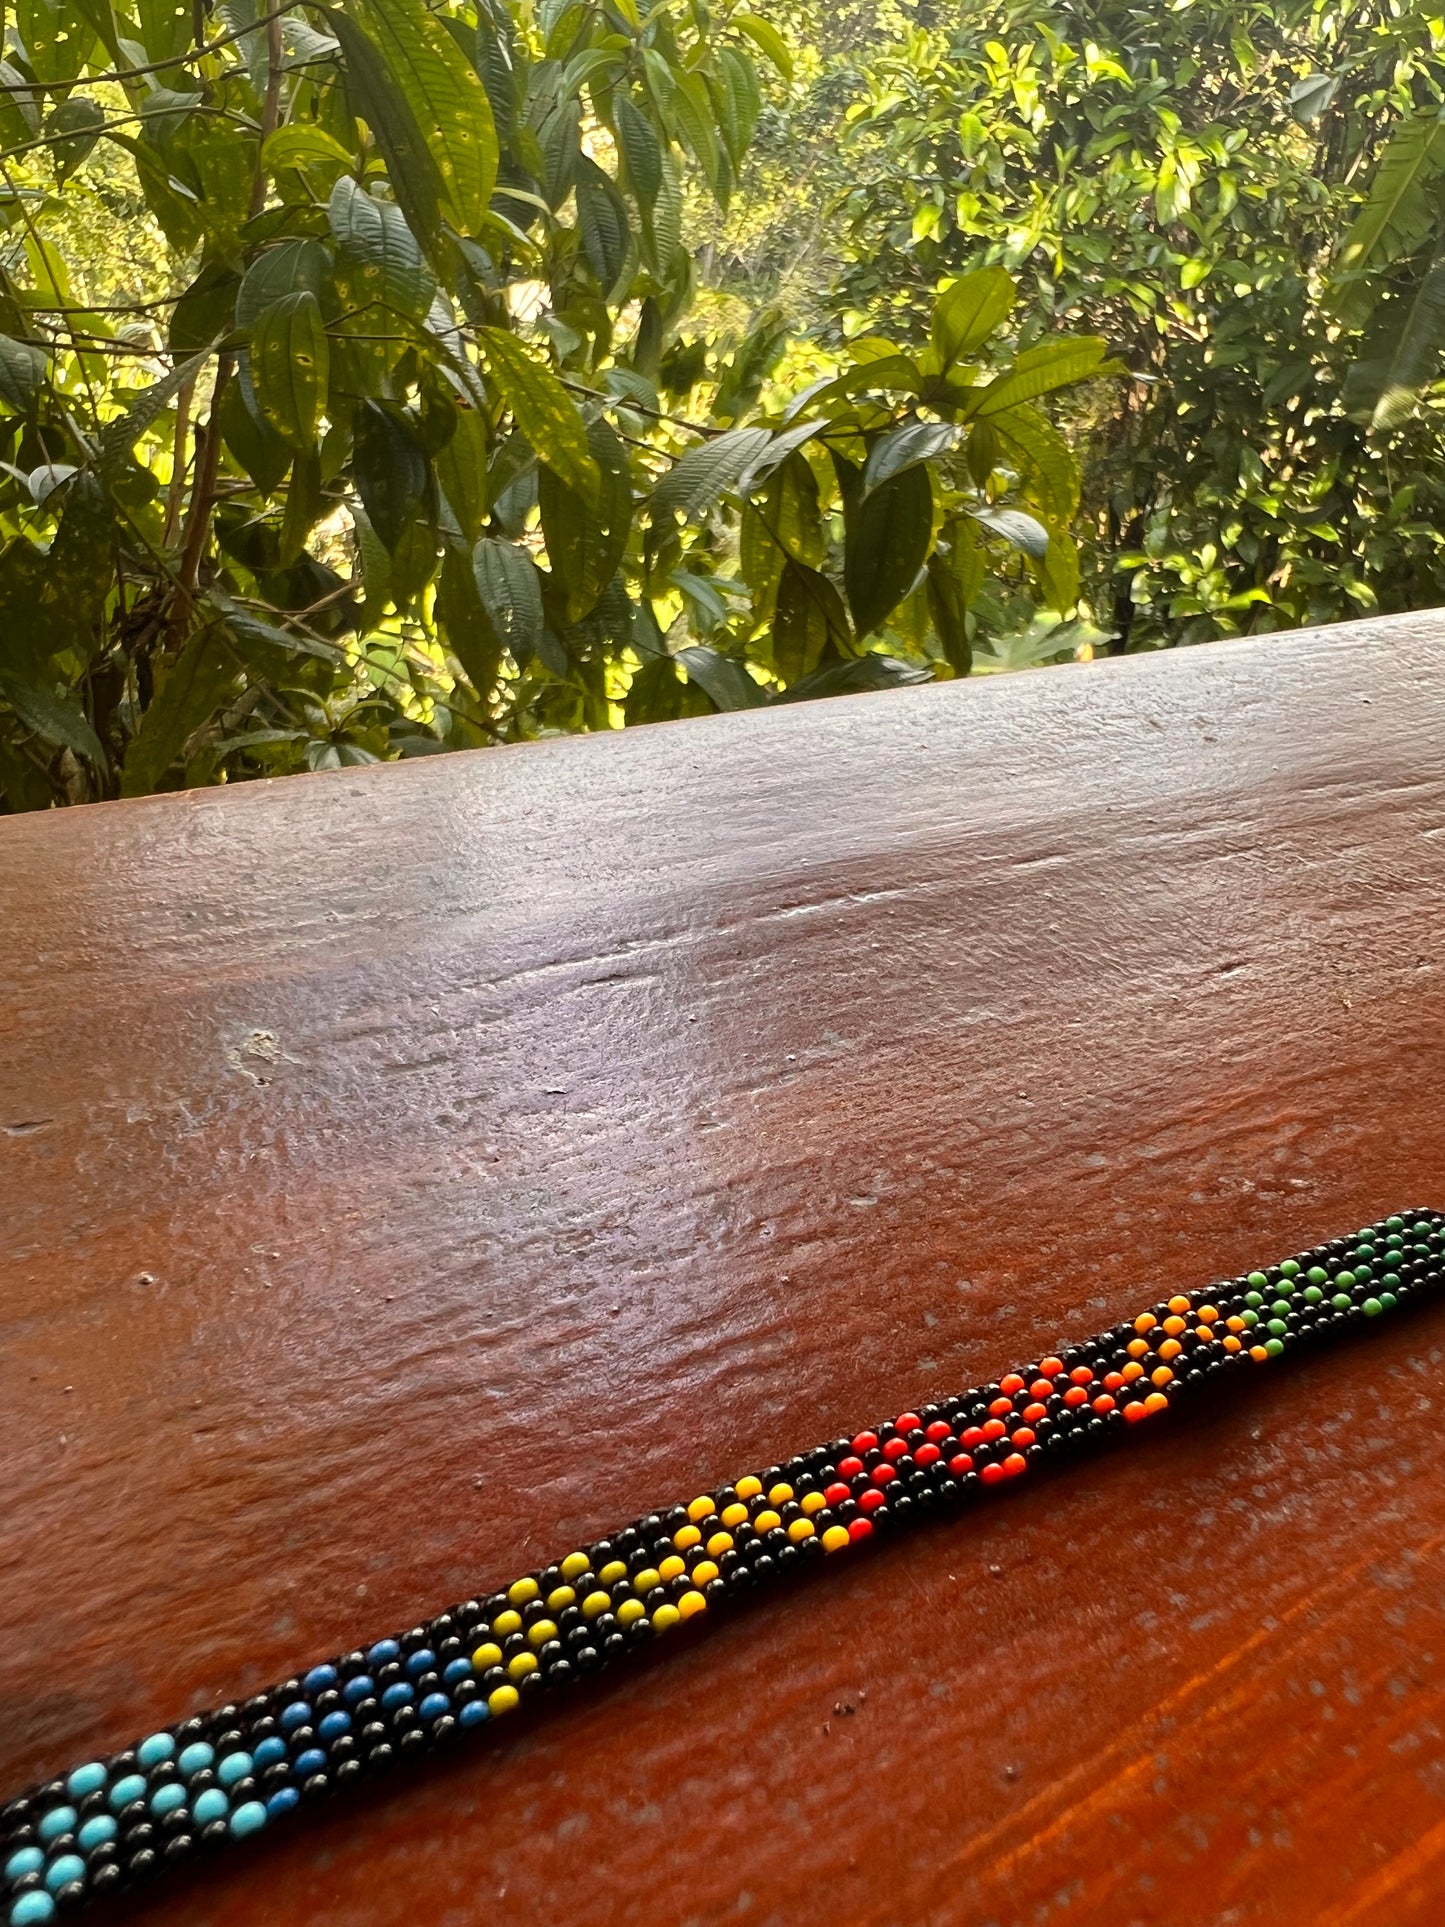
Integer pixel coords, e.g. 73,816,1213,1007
4,614,1445,1927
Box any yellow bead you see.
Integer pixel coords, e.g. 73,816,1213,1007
706,1531,734,1557
1162,1315,1186,1337
507,1577,539,1607
1135,1313,1157,1334
687,1496,716,1523
735,1476,763,1500
787,1518,815,1543
560,1552,590,1581
690,1560,719,1585
1157,1339,1181,1361
1198,1305,1220,1324
672,1525,701,1552
527,1618,558,1649
470,1642,502,1671
633,1567,661,1593
1121,1361,1144,1383
768,1482,794,1506
658,1555,686,1582
822,1525,850,1553
1144,1391,1170,1413
507,1651,538,1680
581,1590,611,1619
721,1503,748,1528
651,1603,681,1633
493,1610,522,1637
616,1598,645,1625
753,1509,781,1534
598,1560,628,1585
800,1491,827,1515
1167,1295,1192,1314
546,1586,575,1612
1126,1337,1149,1359
677,1589,706,1620
488,1685,520,1717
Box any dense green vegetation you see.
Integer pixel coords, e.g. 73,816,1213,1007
1,0,1443,806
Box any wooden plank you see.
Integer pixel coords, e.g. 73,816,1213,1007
3,614,1445,1925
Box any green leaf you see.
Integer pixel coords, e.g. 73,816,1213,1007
733,12,793,81
713,49,762,168
740,448,825,616
776,655,930,703
354,400,430,550
932,267,1016,371
575,154,631,295
1291,75,1340,124
1031,526,1079,611
435,536,503,699
353,0,498,235
971,504,1050,557
926,519,982,676
219,362,292,495
327,5,448,250
1369,262,1445,432
236,240,334,330
99,347,214,489
263,123,355,191
169,260,240,358
120,624,240,797
1334,110,1445,282
0,667,106,767
844,460,934,637
251,292,329,450
966,338,1117,419
672,69,725,207
773,558,851,683
540,416,633,622
650,427,773,521
0,335,49,410
990,404,1080,525
674,643,767,709
614,91,662,207
473,535,544,664
45,95,104,184
478,327,599,504
435,402,490,544
809,353,924,415
863,420,957,495
328,176,437,320
0,476,112,674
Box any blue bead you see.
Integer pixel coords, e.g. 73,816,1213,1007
404,1648,435,1680
178,1742,214,1777
137,1733,175,1769
367,1639,400,1666
77,1817,116,1852
303,1664,338,1693
217,1751,254,1787
293,1750,327,1779
150,1783,187,1818
418,1693,449,1722
36,1808,75,1844
442,1658,473,1687
317,1711,351,1742
43,1857,84,1896
9,1893,55,1925
279,1701,311,1733
380,1681,413,1711
458,1700,490,1729
108,1775,146,1812
265,1788,300,1820
341,1675,373,1707
192,1789,229,1825
4,1847,44,1881
228,1801,268,1839
252,1738,287,1769
64,1764,105,1800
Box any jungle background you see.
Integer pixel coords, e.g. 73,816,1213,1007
1,0,1443,805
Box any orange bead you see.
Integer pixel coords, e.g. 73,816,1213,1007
1168,1295,1191,1314
1121,1360,1145,1382
1023,1401,1048,1422
1162,1315,1186,1337
1193,1326,1214,1344
1123,1401,1149,1423
1029,1379,1053,1401
1103,1371,1125,1391
1150,1365,1173,1388
1226,1315,1246,1333
1157,1338,1182,1360
1039,1357,1064,1377
1250,1344,1269,1362
1000,1373,1026,1395
1063,1386,1089,1407
1144,1391,1169,1413
1092,1393,1116,1413
1222,1334,1242,1352
1134,1313,1157,1334
1127,1338,1150,1359
1198,1305,1220,1323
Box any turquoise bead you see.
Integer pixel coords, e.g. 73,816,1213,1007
65,1763,105,1800
9,1894,55,1926
108,1773,146,1811
3,1848,43,1881
137,1732,174,1769
229,1801,268,1839
178,1742,214,1777
193,1788,229,1825
36,1808,75,1844
43,1857,84,1895
217,1751,253,1788
150,1782,187,1817
77,1815,116,1851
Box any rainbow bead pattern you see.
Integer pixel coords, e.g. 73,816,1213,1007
3,1210,1442,1919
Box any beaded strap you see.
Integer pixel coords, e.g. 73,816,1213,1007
4,1210,1442,1922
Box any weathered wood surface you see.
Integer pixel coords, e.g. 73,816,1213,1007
4,615,1445,1927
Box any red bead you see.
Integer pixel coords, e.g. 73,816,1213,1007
1029,1379,1053,1402
895,1411,921,1434
852,1432,878,1455
1063,1386,1088,1408
1023,1401,1047,1423
988,1396,1013,1418
1092,1394,1116,1414
914,1443,941,1466
961,1426,986,1449
1123,1401,1148,1423
980,1461,1008,1486
1003,1453,1027,1477
871,1463,896,1486
1069,1365,1093,1385
1000,1374,1026,1396
982,1418,1007,1441
858,1488,886,1512
925,1420,951,1442
848,1516,873,1540
1039,1357,1064,1377
1103,1372,1125,1392
882,1437,908,1461
947,1452,973,1476
837,1456,863,1480
1010,1427,1036,1449
824,1482,851,1506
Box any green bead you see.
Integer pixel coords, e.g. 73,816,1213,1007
1279,1260,1300,1278
1332,1292,1352,1309
1387,1215,1404,1230
1355,1243,1376,1261
1414,1221,1434,1236
1264,1337,1285,1356
1244,1291,1264,1308
1303,1285,1323,1304
1334,1270,1356,1289
1241,1308,1259,1327
1381,1272,1400,1289
1267,1318,1288,1336
1247,1271,1268,1288
1381,1291,1398,1309
1353,1262,1373,1281
1362,1297,1384,1317
1307,1267,1328,1284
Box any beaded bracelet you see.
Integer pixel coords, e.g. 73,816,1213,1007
4,1210,1441,1922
